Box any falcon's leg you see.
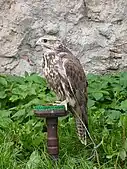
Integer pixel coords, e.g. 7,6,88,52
54,100,68,111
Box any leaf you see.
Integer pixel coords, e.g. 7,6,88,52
88,99,95,108
119,149,126,161
0,91,7,99
0,117,12,128
119,115,127,127
0,110,11,117
92,92,103,100
87,73,99,82
123,139,127,151
27,110,34,116
6,75,24,84
120,72,127,87
26,150,41,169
24,98,42,108
28,87,36,96
9,95,19,102
120,100,127,111
12,109,26,118
21,92,28,99
106,155,113,159
101,91,110,96
0,77,7,86
106,153,118,159
25,74,47,85
25,71,29,77
19,84,27,91
108,110,121,120
12,88,21,95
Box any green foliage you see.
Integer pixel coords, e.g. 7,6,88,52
87,72,127,167
0,72,127,168
0,73,56,122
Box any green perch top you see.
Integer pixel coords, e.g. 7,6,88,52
34,105,65,111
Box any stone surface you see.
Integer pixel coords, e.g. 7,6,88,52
0,0,127,75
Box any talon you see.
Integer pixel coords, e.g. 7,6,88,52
53,100,68,111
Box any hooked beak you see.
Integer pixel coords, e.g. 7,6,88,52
36,38,42,46
36,39,52,49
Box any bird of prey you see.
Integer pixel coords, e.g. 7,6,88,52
36,35,88,144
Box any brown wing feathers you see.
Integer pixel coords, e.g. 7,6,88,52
64,59,88,144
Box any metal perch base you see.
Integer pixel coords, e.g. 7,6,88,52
34,105,68,160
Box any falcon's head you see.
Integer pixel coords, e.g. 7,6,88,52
36,35,62,51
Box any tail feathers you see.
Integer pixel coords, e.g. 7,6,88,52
75,117,87,145
75,106,88,145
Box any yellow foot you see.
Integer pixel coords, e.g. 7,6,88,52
53,100,68,111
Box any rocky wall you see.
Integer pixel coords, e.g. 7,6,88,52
0,0,127,75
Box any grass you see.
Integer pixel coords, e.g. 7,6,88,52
0,72,127,168
0,119,94,169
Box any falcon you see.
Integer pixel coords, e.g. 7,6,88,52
36,35,88,144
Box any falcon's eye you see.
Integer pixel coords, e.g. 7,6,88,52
43,39,47,43
59,44,62,48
